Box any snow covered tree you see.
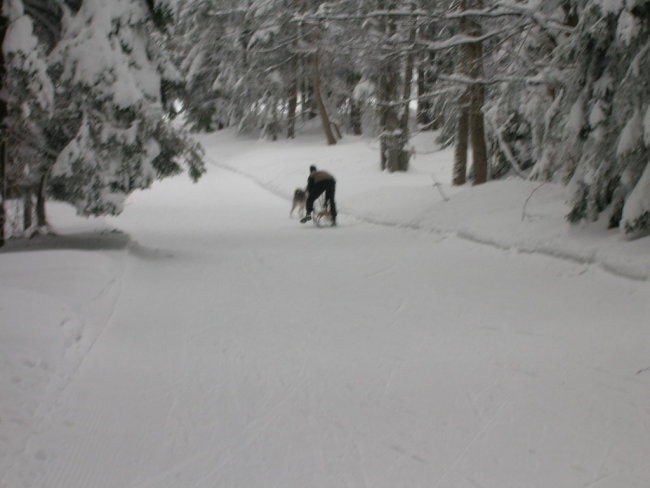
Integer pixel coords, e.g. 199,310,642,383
174,0,247,132
302,1,367,137
1,0,55,239
315,0,422,171
370,1,418,172
550,0,650,238
0,0,205,241
178,0,287,137
480,2,574,182
49,0,204,217
176,0,344,144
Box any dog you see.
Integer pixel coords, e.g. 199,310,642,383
290,188,308,218
314,200,334,226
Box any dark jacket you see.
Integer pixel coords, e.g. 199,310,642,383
307,170,335,192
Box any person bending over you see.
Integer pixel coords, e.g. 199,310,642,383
301,165,337,225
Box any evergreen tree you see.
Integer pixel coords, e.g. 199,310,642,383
175,0,248,132
49,0,204,216
482,1,568,181
552,1,650,237
1,0,55,237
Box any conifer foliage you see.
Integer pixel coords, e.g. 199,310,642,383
50,0,205,217
0,0,204,242
553,1,650,237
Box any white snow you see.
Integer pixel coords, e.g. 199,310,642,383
566,97,585,134
1,128,649,488
53,0,159,108
617,9,641,44
353,78,376,101
2,15,37,54
595,0,624,14
2,8,54,111
588,100,607,129
622,160,650,235
617,109,643,156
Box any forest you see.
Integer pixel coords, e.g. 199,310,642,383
1,0,649,245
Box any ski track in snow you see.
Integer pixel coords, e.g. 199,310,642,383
0,247,128,488
2,159,650,487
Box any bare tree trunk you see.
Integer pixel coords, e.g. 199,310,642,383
417,66,432,128
287,59,298,139
454,90,469,185
302,59,317,121
395,13,416,172
350,98,362,135
378,63,400,171
0,5,7,247
466,4,487,185
378,71,389,170
454,0,488,186
0,144,4,247
288,0,304,139
36,174,47,228
378,3,412,172
23,188,32,231
469,83,488,184
312,53,337,145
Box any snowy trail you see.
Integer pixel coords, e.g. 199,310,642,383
4,165,650,488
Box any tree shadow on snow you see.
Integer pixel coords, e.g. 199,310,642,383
0,230,130,253
0,230,174,261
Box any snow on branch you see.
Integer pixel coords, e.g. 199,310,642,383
437,73,550,87
444,3,572,35
419,27,516,51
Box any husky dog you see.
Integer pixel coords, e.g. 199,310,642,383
290,188,308,218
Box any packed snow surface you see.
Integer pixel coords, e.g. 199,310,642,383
1,129,649,488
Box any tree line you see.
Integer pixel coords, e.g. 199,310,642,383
0,0,205,246
1,0,649,245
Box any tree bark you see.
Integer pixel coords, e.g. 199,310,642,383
287,62,298,139
312,53,337,145
0,4,7,247
36,174,47,228
350,99,362,135
454,90,469,185
23,189,33,231
378,64,400,171
395,12,416,172
454,0,488,186
0,143,5,247
469,83,488,184
417,66,432,128
378,4,411,172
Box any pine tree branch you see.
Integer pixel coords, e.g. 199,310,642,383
6,127,59,159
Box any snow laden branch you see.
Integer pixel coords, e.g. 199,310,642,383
418,21,524,52
437,73,551,86
443,3,572,42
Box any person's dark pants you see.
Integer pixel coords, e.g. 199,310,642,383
307,180,337,221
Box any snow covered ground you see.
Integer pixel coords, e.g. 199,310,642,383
1,128,649,488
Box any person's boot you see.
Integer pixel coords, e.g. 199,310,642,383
300,213,312,223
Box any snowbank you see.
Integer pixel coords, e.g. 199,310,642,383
198,129,649,282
